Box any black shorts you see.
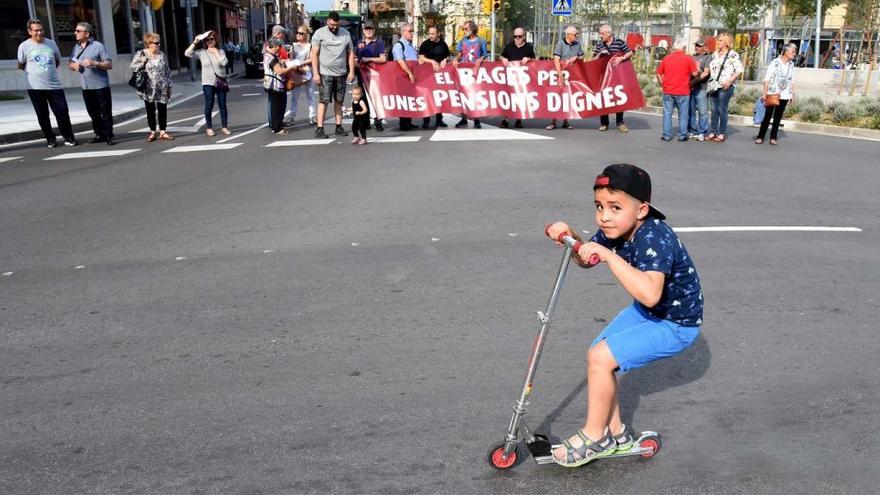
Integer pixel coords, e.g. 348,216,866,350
318,74,347,104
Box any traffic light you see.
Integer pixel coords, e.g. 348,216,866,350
493,0,501,10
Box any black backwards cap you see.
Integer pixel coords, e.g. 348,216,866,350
593,163,666,220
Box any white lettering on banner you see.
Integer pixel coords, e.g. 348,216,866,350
545,85,628,113
457,66,533,86
382,94,428,112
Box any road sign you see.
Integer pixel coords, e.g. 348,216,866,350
551,0,572,16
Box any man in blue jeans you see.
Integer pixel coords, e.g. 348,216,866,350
688,39,711,141
655,38,697,142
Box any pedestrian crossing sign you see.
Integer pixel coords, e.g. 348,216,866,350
551,0,572,16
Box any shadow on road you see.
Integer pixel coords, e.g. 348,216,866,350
535,333,711,440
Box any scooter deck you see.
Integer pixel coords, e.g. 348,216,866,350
532,432,661,465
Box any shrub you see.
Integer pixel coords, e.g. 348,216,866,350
802,96,826,110
736,87,762,106
832,103,856,124
855,97,880,117
826,100,841,113
797,102,824,122
867,114,880,130
648,94,662,106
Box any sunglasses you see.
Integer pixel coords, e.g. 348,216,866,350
364,27,374,30
75,29,86,33
149,41,161,45
513,35,524,38
297,32,307,35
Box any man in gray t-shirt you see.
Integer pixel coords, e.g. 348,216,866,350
17,19,77,147
310,11,356,139
68,22,115,144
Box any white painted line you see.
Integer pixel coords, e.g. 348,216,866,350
44,149,140,161
217,123,268,143
162,143,243,153
0,156,23,164
74,265,86,270
1,271,12,276
166,112,212,125
265,139,336,147
429,128,554,142
242,93,261,96
673,226,862,233
366,136,421,143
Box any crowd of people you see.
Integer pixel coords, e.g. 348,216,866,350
14,14,799,149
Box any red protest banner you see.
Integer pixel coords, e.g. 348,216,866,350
360,57,645,120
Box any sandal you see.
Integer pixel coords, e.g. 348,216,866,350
713,134,726,142
221,128,232,135
206,128,215,137
553,429,617,468
706,133,715,141
159,132,175,141
147,132,157,142
754,138,763,144
769,139,778,145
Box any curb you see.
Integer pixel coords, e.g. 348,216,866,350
0,73,244,147
633,105,880,142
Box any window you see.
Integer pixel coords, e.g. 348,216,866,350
0,0,30,59
112,0,131,53
51,0,101,55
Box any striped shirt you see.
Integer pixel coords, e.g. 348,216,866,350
594,38,631,57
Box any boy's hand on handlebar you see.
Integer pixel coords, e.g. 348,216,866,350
545,222,572,245
576,242,610,266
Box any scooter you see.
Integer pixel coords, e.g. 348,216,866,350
486,229,661,470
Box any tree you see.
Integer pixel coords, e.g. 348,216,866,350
503,0,535,31
705,0,770,35
777,0,841,45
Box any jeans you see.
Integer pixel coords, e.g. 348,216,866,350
202,85,228,128
709,86,735,135
662,94,690,140
289,80,317,121
82,87,113,139
267,89,287,133
144,100,167,132
688,88,709,135
600,112,624,126
757,99,790,141
28,89,75,142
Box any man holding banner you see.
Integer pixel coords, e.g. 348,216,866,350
452,21,487,129
392,23,419,131
594,24,633,132
499,27,535,129
546,26,583,130
418,26,451,129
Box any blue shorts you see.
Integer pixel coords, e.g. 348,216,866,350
591,303,700,373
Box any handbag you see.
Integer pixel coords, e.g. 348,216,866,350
128,50,148,91
206,53,229,92
706,51,730,96
763,94,780,107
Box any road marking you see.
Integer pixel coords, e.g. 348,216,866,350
242,93,261,96
130,112,217,134
673,226,862,233
44,149,140,160
75,265,86,270
0,156,23,164
217,123,269,143
265,139,336,147
162,143,243,153
1,271,12,276
429,128,554,142
366,136,421,143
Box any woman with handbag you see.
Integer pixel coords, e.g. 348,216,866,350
756,43,797,146
185,30,231,137
130,33,174,142
706,33,743,143
287,26,317,126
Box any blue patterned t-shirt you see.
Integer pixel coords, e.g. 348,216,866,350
591,218,703,326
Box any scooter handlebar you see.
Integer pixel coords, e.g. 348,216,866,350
544,224,601,267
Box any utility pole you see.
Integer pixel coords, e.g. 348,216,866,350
185,0,195,81
814,0,821,68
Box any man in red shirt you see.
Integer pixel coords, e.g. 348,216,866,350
656,37,698,141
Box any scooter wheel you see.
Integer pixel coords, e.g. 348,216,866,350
487,441,518,470
638,436,661,459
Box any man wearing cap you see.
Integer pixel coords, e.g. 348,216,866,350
355,21,386,131
264,25,290,60
311,11,356,139
594,24,633,132
688,39,711,141
17,18,78,148
68,22,114,145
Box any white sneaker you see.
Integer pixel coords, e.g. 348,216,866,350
695,134,705,141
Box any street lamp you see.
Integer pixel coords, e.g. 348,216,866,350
814,0,821,68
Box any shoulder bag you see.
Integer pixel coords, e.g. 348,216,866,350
706,51,730,96
128,51,148,91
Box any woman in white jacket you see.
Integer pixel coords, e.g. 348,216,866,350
185,31,231,136
287,26,317,126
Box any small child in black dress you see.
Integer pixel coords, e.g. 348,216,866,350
350,86,370,145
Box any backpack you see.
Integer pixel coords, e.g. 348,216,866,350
388,40,405,61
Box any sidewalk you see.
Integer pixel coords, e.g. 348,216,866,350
0,70,243,146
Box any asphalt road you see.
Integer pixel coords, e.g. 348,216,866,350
1,82,879,494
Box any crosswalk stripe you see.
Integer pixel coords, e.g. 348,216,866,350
265,139,336,147
0,156,23,164
429,128,554,142
367,136,421,143
44,149,140,160
162,143,244,153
